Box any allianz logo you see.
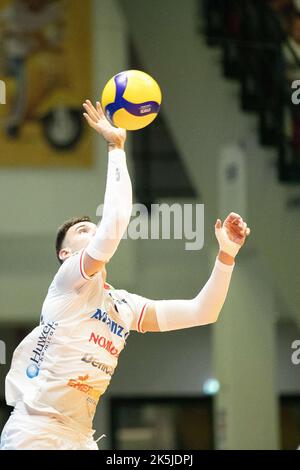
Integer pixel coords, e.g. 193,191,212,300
90,308,129,340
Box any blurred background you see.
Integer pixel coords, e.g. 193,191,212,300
0,0,300,450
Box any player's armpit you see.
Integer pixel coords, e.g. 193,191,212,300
140,302,160,333
82,251,106,278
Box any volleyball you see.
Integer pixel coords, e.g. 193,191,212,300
101,70,162,131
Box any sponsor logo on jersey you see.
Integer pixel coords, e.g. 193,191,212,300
26,322,58,379
90,307,130,340
89,332,120,357
81,354,114,376
109,293,128,307
67,374,101,406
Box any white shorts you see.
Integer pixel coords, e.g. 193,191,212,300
0,405,99,450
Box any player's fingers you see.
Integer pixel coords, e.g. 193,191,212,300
226,218,242,233
237,220,244,231
231,212,242,218
233,224,244,237
83,103,98,123
227,212,242,222
96,101,105,119
233,217,246,232
225,214,243,229
83,112,97,130
246,227,251,236
228,224,244,240
215,219,222,229
85,100,100,121
85,99,98,113
85,102,100,121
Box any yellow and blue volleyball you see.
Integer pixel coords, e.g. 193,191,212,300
101,70,162,131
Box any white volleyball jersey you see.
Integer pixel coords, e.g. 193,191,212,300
5,250,150,434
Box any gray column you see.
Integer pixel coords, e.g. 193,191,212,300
212,254,279,449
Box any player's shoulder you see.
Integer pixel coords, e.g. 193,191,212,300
106,285,136,309
106,283,129,301
53,250,81,276
48,250,86,294
61,250,82,267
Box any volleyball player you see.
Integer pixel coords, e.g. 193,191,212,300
0,101,250,450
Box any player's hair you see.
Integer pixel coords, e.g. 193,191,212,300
55,216,92,264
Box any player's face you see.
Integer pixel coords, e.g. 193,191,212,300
64,221,97,255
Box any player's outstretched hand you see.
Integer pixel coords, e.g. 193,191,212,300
221,212,250,246
215,212,251,259
83,100,126,149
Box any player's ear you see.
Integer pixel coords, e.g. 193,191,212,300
59,247,72,263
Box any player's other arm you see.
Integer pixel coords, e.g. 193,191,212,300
82,100,132,277
141,213,251,333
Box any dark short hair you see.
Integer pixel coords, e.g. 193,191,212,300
55,216,92,264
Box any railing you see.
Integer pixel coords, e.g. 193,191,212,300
200,0,300,183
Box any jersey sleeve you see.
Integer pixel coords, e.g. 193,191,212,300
122,291,153,334
53,249,95,293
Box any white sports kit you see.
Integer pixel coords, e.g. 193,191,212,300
0,148,236,449
1,251,151,450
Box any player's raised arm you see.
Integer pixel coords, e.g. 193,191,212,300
82,100,132,277
139,213,251,333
